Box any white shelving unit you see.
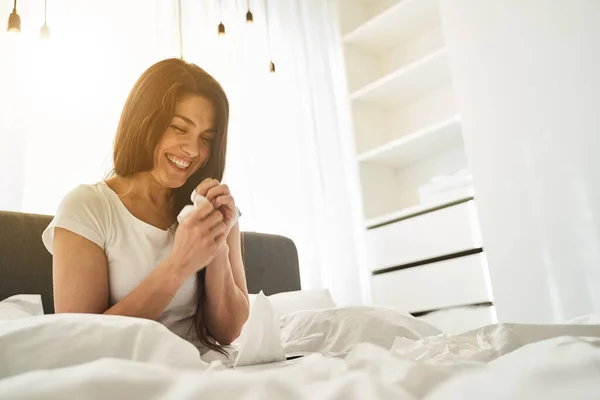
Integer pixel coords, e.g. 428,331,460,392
350,47,450,106
335,0,495,333
357,115,461,169
342,0,440,49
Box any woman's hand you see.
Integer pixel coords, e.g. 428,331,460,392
169,199,227,279
195,179,238,235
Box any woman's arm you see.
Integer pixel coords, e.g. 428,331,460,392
53,228,187,319
53,201,226,320
204,223,250,345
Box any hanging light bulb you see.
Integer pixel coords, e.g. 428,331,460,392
40,23,50,39
265,0,275,73
40,0,50,39
217,0,225,36
7,0,21,33
246,0,253,23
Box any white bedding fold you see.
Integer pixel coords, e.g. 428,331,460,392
391,322,600,363
1,307,600,399
0,313,206,379
2,335,599,400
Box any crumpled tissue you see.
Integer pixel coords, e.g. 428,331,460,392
177,189,240,226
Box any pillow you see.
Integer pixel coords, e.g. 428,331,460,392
0,313,206,379
249,289,335,319
0,294,44,321
280,306,442,355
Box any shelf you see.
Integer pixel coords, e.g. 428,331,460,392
365,196,474,229
357,116,462,169
343,0,440,50
350,47,450,106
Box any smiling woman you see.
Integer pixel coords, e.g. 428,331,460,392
42,58,250,356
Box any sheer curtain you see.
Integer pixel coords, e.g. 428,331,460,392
0,0,368,305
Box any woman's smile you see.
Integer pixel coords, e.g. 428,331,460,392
165,153,192,170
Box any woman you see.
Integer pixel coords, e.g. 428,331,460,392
42,58,250,354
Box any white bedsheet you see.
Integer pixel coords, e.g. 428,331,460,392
1,306,599,399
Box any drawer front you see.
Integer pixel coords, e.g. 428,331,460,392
366,201,481,271
418,306,497,335
371,253,493,313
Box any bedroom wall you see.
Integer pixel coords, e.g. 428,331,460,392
439,0,600,323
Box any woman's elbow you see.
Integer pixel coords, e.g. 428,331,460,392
216,323,243,345
217,307,249,345
217,331,240,346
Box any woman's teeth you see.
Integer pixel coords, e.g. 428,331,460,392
166,154,191,169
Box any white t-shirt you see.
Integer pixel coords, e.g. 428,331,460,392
42,181,203,350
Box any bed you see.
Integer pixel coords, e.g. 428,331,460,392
1,211,600,399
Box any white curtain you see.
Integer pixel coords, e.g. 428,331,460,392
0,0,368,305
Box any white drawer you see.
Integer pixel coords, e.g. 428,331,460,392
366,201,481,271
371,253,493,313
418,306,497,335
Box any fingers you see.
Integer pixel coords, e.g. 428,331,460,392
206,184,230,202
214,194,233,208
204,210,224,229
211,221,227,240
195,180,234,213
196,178,220,198
187,199,216,221
184,207,223,236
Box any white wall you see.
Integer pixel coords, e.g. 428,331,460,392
439,0,600,323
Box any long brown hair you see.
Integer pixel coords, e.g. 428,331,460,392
112,58,229,354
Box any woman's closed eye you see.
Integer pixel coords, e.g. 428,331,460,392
170,125,187,133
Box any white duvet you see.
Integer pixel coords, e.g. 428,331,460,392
1,296,599,400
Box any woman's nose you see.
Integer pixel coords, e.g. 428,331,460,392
180,138,199,157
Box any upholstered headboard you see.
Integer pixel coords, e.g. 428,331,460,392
0,210,301,314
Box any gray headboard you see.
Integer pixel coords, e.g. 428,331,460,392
0,210,301,314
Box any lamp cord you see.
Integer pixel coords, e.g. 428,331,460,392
177,0,183,59
265,0,272,58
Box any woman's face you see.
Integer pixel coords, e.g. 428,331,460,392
152,94,216,189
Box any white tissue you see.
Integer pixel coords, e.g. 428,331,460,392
177,191,210,224
177,189,240,226
234,291,286,367
190,189,206,207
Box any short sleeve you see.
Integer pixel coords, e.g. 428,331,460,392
42,184,109,254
